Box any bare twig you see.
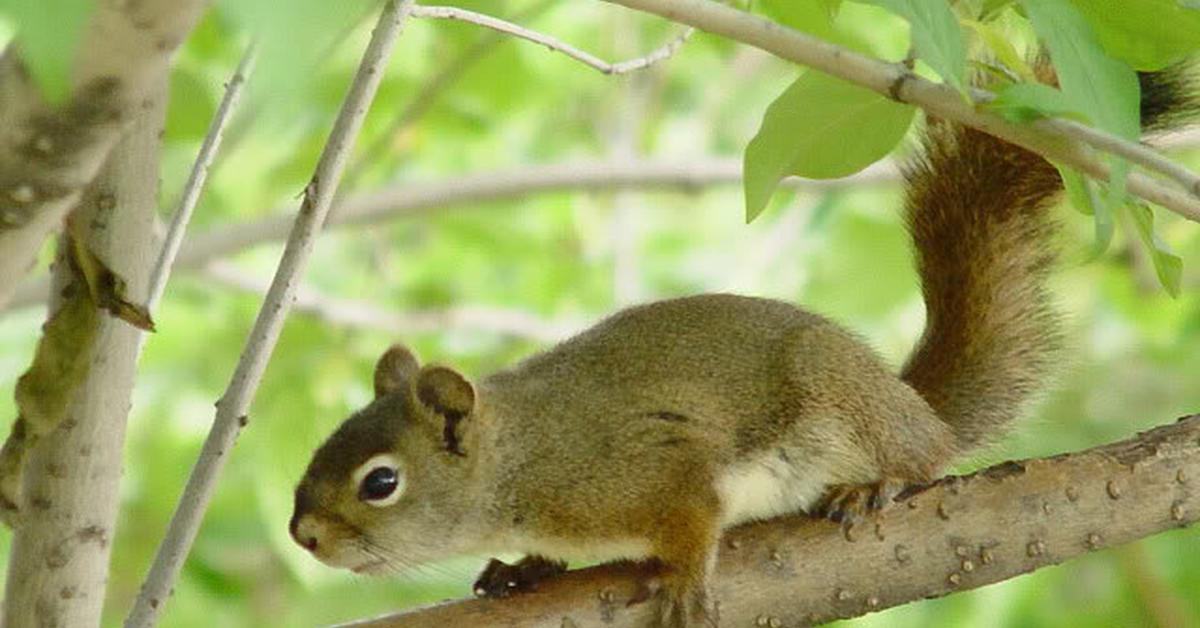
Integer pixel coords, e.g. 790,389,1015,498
2,159,899,313
345,0,557,187
599,0,1200,222
124,2,415,626
410,5,693,76
1050,117,1200,198
147,46,256,311
204,261,584,342
335,414,1200,628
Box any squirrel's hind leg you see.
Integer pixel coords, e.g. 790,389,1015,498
645,496,722,628
810,476,909,532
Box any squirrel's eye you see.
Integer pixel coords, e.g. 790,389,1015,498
360,467,398,501
351,454,405,507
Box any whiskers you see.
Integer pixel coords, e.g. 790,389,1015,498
356,537,471,583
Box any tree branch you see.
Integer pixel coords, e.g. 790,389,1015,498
0,159,898,313
124,2,415,626
410,5,693,76
598,0,1200,222
202,261,584,342
0,0,209,309
333,414,1200,628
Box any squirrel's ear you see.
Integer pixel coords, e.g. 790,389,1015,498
415,365,475,456
416,366,475,417
374,345,420,398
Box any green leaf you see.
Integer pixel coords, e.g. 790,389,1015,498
1056,164,1094,216
961,18,1035,81
743,71,915,222
980,0,1017,19
1126,203,1183,297
758,0,837,38
166,67,218,143
2,0,92,103
1069,0,1200,70
867,0,968,92
1021,0,1139,213
1055,164,1114,256
756,0,868,54
1021,0,1139,140
987,82,1087,123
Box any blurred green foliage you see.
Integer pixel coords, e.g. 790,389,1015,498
1,1,1199,626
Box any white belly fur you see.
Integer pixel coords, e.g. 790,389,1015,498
716,450,832,527
503,534,653,563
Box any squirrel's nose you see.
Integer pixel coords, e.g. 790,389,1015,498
289,512,320,552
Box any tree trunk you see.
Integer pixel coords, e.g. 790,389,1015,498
0,0,206,309
2,77,165,628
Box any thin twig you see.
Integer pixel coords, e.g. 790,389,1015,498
345,0,558,188
146,46,256,311
123,2,415,626
204,261,583,342
1049,117,1200,198
600,0,1200,223
410,5,693,75
1,158,901,312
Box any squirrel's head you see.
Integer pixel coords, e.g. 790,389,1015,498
290,345,482,574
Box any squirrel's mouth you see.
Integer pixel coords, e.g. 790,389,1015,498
351,558,388,574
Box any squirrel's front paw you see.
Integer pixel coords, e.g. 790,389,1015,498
472,555,567,598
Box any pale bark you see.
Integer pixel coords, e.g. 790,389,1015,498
0,0,209,309
335,414,1200,628
2,78,166,628
125,2,415,625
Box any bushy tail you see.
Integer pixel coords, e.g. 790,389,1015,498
900,66,1196,451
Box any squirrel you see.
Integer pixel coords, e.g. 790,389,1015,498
289,67,1195,628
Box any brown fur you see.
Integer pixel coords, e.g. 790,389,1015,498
291,69,1195,627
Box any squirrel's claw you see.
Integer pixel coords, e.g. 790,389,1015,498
472,555,567,598
811,477,907,534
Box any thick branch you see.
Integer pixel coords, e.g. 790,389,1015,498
335,414,1200,627
0,0,208,308
599,0,1200,222
124,2,414,626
